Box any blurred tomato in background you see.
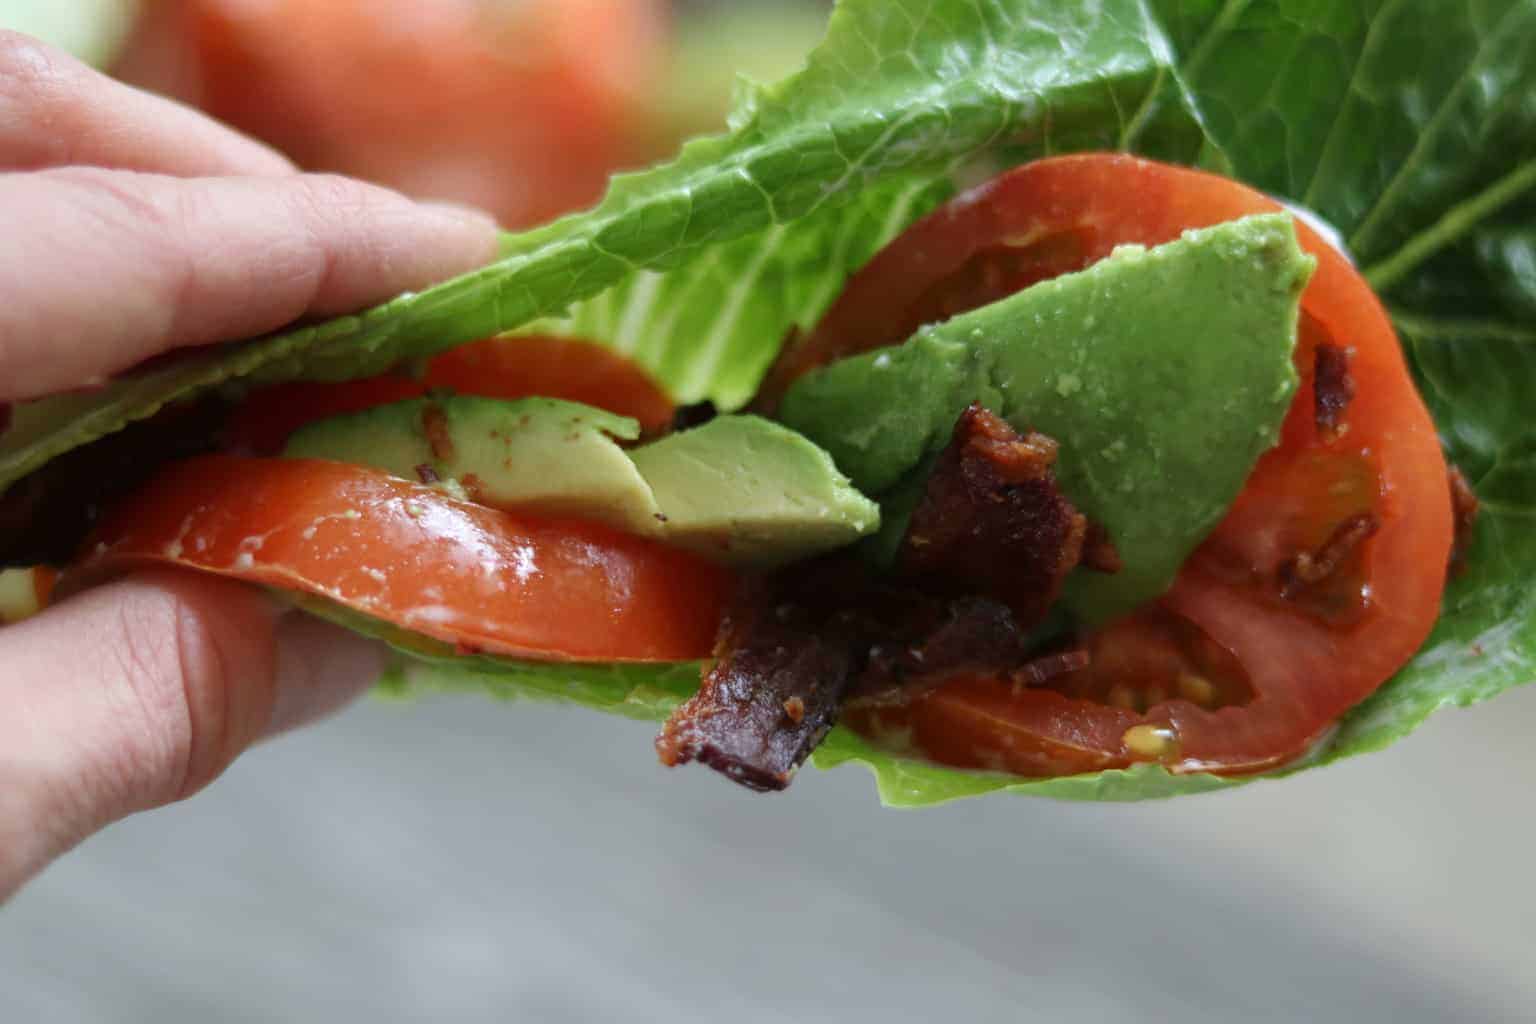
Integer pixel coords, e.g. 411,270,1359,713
112,0,669,227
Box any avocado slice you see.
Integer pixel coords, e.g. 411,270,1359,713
629,414,880,566
778,214,1314,623
284,397,662,532
284,396,878,567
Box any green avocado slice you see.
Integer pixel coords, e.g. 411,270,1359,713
777,214,1314,623
283,396,878,568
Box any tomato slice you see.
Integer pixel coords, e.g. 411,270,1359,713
425,335,675,431
143,337,687,663
71,456,728,662
115,0,667,227
226,335,675,455
835,154,1453,777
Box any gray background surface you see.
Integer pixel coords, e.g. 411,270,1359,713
6,683,1535,1023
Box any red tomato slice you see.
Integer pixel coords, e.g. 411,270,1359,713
425,336,675,431
115,0,667,227
226,335,675,455
838,154,1453,777
72,456,728,662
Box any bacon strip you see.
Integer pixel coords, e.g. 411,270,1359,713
658,403,1094,791
655,572,861,792
900,403,1086,624
1278,513,1381,598
0,399,228,568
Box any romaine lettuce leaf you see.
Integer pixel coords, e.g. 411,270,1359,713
8,0,1535,803
0,0,1201,492
452,0,1536,804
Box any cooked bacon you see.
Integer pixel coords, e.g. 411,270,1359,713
1314,343,1354,441
899,402,1086,624
1448,465,1479,576
857,595,1034,700
0,399,228,568
660,403,1095,791
656,570,1052,789
1278,513,1380,598
1081,520,1123,574
421,402,455,462
655,573,861,792
1012,648,1092,688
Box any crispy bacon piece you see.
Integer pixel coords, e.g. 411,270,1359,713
1081,520,1123,574
1448,465,1480,576
1278,513,1381,598
858,594,1035,700
421,402,456,462
900,403,1086,624
655,573,861,792
659,403,1095,791
655,571,1050,790
0,399,228,568
1012,648,1092,687
1314,343,1354,441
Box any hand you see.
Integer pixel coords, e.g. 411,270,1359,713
0,33,499,899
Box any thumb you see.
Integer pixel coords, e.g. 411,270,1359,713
0,570,383,898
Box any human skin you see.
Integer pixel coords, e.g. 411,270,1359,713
0,31,499,899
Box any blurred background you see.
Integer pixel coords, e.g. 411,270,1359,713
4,2,1536,1021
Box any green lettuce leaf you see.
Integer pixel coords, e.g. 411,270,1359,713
4,0,139,67
0,0,1201,492
388,0,1536,805
8,0,1535,803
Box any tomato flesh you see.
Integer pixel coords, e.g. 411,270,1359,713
839,155,1453,777
72,456,729,662
425,335,675,432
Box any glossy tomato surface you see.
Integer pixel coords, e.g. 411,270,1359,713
115,0,667,226
838,154,1453,777
73,456,728,662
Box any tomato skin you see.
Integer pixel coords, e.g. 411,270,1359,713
841,154,1453,777
424,336,675,432
226,335,675,455
72,456,729,662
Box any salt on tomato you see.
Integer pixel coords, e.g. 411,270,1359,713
71,456,728,662
835,154,1452,777
225,335,675,455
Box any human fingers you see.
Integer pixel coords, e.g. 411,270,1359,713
0,30,295,177
0,166,499,402
0,570,383,900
